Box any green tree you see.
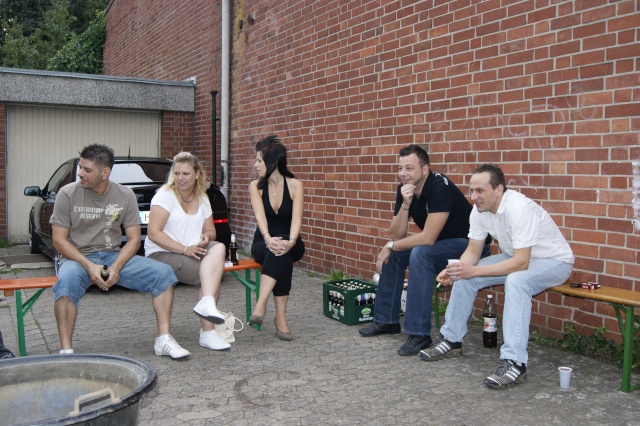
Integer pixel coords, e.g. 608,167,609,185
1,0,74,69
0,0,107,72
48,9,105,73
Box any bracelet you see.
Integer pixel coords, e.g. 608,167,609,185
262,231,270,237
401,204,410,211
182,245,188,254
289,238,297,246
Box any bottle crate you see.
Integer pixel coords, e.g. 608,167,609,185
323,279,376,325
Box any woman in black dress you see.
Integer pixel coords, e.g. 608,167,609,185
248,135,305,341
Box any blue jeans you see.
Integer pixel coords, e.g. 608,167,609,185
374,238,488,336
439,254,573,364
53,252,178,305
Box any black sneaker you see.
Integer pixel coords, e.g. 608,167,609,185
359,322,401,337
484,359,527,389
418,336,462,361
397,335,432,356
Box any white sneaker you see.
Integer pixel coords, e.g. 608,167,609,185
59,348,74,354
154,334,190,359
193,296,225,324
199,329,231,351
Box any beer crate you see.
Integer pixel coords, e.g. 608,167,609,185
322,279,376,325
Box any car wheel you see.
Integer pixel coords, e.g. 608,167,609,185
28,221,42,254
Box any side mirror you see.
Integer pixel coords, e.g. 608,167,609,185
24,186,42,197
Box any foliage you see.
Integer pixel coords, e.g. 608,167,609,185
0,239,13,248
328,269,349,281
0,268,24,275
0,0,107,72
530,323,639,371
48,9,105,73
1,0,74,69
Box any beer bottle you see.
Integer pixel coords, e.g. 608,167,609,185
483,295,498,348
229,233,239,265
101,265,109,281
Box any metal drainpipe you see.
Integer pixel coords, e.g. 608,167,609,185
220,0,231,200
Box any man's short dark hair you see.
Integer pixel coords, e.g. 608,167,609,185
80,144,115,169
399,144,430,166
472,163,507,191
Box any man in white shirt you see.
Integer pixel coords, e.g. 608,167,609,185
419,164,574,390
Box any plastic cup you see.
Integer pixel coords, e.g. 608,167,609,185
558,366,572,389
447,259,459,279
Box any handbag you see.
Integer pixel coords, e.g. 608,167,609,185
216,311,244,343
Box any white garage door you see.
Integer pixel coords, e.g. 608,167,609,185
7,104,161,243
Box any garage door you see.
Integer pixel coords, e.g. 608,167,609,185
7,104,161,243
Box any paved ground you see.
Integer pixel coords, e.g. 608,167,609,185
1,245,639,425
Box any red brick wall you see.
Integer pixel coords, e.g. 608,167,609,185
160,111,195,159
104,0,640,342
104,0,222,177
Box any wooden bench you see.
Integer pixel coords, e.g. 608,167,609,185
434,280,640,393
549,281,640,393
0,258,262,356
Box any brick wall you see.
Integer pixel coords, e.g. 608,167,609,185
104,0,640,342
104,0,222,176
160,111,195,159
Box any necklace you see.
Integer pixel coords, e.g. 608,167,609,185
180,193,195,204
271,180,284,197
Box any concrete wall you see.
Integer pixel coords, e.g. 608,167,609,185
0,68,195,112
103,0,640,342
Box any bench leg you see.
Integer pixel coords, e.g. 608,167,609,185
614,303,640,392
15,288,47,357
231,268,262,331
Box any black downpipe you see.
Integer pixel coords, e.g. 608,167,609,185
208,90,232,256
210,91,220,187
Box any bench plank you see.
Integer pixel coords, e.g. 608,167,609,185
550,283,640,308
0,259,263,356
0,276,58,296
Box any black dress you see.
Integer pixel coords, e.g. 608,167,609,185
251,178,305,296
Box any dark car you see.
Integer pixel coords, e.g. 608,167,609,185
24,157,231,269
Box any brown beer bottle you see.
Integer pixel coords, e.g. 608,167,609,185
483,295,497,348
101,265,109,281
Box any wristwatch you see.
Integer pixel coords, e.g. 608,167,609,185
385,240,394,251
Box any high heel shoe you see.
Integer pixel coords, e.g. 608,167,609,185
274,318,293,341
248,314,263,326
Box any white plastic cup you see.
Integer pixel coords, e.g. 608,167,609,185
447,259,459,279
558,366,572,389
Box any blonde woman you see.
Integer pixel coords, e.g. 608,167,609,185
145,152,230,351
248,136,305,340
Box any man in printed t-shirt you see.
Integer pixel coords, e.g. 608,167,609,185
51,144,190,359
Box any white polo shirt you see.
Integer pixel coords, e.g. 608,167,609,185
468,190,574,264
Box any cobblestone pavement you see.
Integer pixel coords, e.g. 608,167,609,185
0,245,639,425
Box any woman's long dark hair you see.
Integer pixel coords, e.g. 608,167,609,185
256,135,295,190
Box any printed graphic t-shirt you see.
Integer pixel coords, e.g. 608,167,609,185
50,181,140,255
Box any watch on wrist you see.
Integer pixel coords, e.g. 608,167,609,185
385,240,394,250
